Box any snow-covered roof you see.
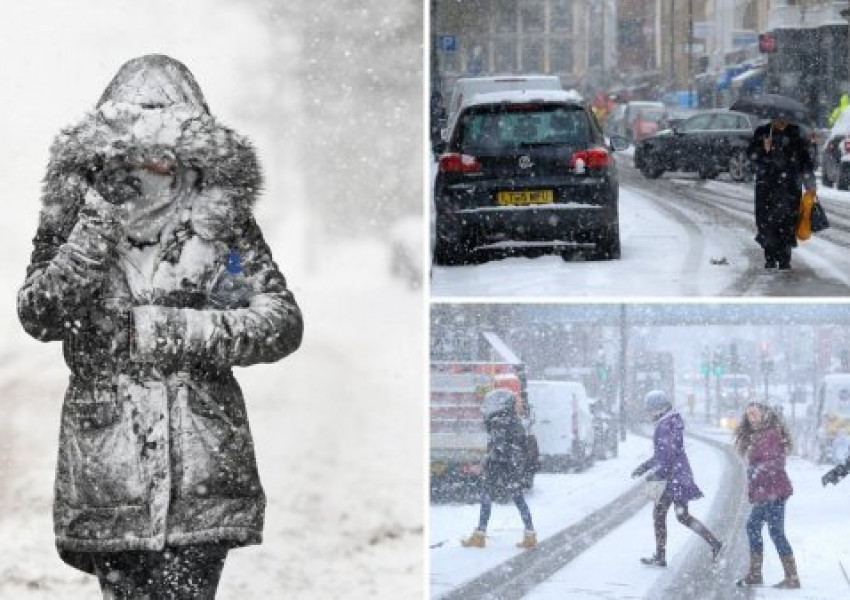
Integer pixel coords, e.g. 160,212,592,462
461,88,584,110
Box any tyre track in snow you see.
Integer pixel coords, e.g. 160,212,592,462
440,433,753,600
618,165,761,296
647,432,755,600
441,479,651,600
619,160,850,296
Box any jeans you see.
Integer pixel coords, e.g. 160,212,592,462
92,544,228,600
478,490,534,531
746,498,793,556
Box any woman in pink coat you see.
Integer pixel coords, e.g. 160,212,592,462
734,402,799,588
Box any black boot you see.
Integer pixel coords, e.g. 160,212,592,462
640,553,667,567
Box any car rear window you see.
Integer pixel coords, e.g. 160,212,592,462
636,110,666,123
456,104,592,151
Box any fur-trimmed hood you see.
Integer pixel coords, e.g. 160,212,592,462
41,54,262,227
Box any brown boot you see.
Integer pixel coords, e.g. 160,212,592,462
461,529,486,548
773,554,801,589
735,551,763,586
516,530,537,549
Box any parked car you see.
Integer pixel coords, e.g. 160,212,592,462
433,89,628,265
634,109,761,181
529,380,596,472
820,108,850,189
607,101,668,143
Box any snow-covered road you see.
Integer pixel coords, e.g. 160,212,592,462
431,152,850,298
430,418,850,599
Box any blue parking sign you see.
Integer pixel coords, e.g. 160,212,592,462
439,35,457,52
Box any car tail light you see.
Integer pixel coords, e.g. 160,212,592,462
439,152,482,173
569,147,611,169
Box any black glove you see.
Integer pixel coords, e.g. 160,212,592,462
822,462,850,487
631,466,643,479
89,158,143,206
86,305,134,363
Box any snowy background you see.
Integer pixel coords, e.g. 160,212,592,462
0,1,424,598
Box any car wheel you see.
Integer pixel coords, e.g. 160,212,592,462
433,224,473,266
728,150,750,182
697,165,717,180
585,224,621,260
639,154,663,179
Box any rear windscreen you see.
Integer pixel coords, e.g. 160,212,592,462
636,110,666,123
457,104,591,152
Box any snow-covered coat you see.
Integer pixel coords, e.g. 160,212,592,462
482,410,527,497
17,55,303,573
746,426,793,504
747,123,814,254
634,410,703,504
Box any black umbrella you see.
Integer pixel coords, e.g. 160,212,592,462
729,94,809,123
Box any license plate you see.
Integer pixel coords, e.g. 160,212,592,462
497,189,554,206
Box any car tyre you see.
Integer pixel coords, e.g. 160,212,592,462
433,225,473,266
728,150,751,182
585,224,621,260
697,165,717,180
639,155,663,179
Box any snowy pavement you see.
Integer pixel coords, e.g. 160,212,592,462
430,417,850,599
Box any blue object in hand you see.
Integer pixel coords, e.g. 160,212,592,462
209,249,252,308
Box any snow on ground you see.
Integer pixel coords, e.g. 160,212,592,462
430,150,850,299
526,434,725,600
430,184,747,298
430,436,650,597
431,413,850,599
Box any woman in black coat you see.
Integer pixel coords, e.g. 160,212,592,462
461,389,536,549
747,114,816,270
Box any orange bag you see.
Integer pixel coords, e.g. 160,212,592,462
796,189,815,241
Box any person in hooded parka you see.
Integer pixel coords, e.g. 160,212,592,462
17,54,303,598
461,389,537,550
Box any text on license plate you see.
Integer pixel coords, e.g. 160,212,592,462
497,189,554,206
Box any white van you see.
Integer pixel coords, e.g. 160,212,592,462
528,380,595,472
445,75,567,131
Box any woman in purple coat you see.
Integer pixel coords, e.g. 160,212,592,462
631,391,722,567
734,402,799,588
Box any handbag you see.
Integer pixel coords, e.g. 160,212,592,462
796,189,814,241
811,198,830,233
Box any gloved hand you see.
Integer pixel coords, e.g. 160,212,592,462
89,158,143,206
98,306,134,358
631,467,643,479
822,462,850,487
